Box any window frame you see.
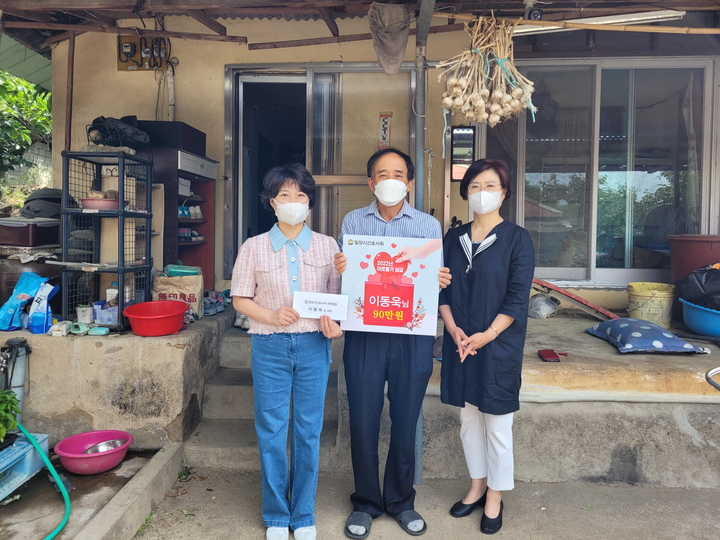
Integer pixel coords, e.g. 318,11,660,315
477,56,717,287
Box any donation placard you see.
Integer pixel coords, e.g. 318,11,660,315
341,235,441,336
293,291,348,320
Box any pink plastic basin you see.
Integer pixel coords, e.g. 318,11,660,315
80,198,119,210
54,430,132,475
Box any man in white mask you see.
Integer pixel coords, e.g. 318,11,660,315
335,148,451,539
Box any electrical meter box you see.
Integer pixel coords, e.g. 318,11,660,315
117,35,168,71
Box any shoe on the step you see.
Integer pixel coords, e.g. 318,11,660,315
209,291,224,312
234,312,251,329
266,527,288,540
293,525,316,540
193,205,203,220
203,296,217,316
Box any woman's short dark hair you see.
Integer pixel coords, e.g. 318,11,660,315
260,163,316,210
459,159,512,201
366,148,415,181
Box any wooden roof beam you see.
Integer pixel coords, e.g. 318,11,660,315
45,30,87,47
183,9,226,35
317,7,339,37
249,23,464,50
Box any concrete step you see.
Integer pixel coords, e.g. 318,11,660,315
183,418,338,471
203,367,339,422
218,327,252,368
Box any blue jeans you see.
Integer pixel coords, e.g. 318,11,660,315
251,331,331,529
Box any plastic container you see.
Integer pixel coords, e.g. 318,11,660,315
123,300,188,336
76,305,94,324
679,298,720,338
80,198,119,210
106,281,119,303
627,282,675,329
93,300,118,325
0,433,49,501
0,217,60,246
54,430,132,475
165,264,201,277
667,235,720,282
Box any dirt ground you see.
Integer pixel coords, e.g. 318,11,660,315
134,467,720,540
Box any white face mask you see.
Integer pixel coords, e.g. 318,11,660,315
373,179,408,207
273,199,309,226
468,190,503,215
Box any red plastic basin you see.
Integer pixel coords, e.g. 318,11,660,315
54,430,132,475
123,300,188,336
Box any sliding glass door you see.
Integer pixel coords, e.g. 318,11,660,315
484,59,711,285
596,68,703,271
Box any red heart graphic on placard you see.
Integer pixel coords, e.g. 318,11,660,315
391,243,397,248
420,264,426,269
365,254,372,259
412,272,418,278
373,251,409,279
360,261,369,269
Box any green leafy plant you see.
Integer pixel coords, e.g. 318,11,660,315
0,389,21,442
0,70,52,176
136,511,154,534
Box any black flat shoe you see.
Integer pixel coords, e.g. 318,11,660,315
449,490,487,518
480,501,504,535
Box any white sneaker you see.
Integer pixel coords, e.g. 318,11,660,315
266,527,288,540
234,312,251,330
293,526,316,540
194,205,203,220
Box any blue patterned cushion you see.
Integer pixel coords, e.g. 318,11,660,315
586,318,709,354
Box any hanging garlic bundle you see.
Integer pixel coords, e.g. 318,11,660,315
437,16,536,127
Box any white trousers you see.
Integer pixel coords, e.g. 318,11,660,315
459,405,515,491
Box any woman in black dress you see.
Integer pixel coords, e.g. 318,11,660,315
439,159,534,535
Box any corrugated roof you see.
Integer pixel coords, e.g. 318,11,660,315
0,32,51,91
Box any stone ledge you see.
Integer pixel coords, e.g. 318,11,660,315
12,309,234,448
427,316,720,403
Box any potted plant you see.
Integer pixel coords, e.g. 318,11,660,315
0,389,21,450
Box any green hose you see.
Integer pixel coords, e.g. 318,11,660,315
16,423,71,540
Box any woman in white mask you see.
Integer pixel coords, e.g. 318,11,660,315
231,164,342,540
438,159,535,535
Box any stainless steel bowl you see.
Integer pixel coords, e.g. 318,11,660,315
83,439,127,454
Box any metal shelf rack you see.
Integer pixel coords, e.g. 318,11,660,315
60,151,153,330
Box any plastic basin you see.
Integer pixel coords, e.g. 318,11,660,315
54,430,132,475
123,299,188,336
680,298,720,338
80,198,119,210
